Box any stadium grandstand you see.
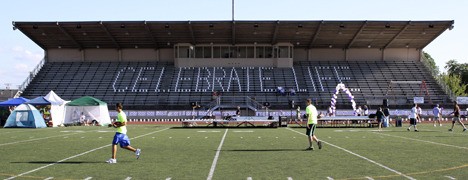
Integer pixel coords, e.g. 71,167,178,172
12,20,454,113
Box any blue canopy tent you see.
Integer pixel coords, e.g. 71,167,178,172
26,96,51,105
0,97,30,106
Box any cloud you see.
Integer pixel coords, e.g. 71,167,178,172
11,46,43,62
14,63,30,73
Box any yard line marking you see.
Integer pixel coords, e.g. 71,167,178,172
444,176,456,180
373,132,468,150
44,177,53,180
0,132,84,147
365,176,374,180
84,177,92,180
207,129,229,180
165,178,172,180
327,177,334,180
124,177,132,180
247,177,252,180
287,177,293,180
4,128,170,180
287,128,415,180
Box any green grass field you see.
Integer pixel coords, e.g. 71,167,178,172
0,124,467,180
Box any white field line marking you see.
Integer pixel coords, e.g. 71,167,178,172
373,132,468,150
326,177,334,180
207,129,229,180
5,128,170,180
44,177,54,180
124,177,132,180
84,177,92,180
287,177,293,180
444,175,456,180
165,177,172,180
287,128,416,180
365,176,375,180
247,177,252,180
0,132,84,147
233,130,254,132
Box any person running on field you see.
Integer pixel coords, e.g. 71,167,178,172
448,102,467,132
432,104,442,127
106,103,141,164
407,104,419,132
305,99,322,150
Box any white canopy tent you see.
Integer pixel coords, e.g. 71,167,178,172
44,90,69,127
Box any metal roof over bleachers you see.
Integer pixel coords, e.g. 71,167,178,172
13,20,453,50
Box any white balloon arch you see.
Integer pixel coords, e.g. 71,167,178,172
330,83,357,114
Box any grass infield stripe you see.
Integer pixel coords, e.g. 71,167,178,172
207,129,229,180
0,132,85,147
373,132,468,150
4,128,170,180
287,128,416,180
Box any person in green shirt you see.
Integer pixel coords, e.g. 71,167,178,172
106,103,141,164
305,99,322,151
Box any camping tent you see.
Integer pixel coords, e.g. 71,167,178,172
43,91,68,127
27,96,51,105
3,104,47,128
0,97,30,106
64,96,111,126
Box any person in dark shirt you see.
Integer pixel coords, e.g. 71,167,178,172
448,102,467,132
375,107,385,131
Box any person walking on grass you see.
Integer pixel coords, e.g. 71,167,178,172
407,104,419,132
432,104,442,127
305,99,322,150
375,107,385,131
448,102,467,132
106,103,141,164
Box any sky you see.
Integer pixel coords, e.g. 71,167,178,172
0,0,467,89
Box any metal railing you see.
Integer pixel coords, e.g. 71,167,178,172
420,55,455,101
16,58,46,97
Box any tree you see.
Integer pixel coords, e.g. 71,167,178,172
442,73,468,96
423,51,439,75
444,60,468,93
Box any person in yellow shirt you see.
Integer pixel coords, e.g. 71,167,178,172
305,99,322,150
106,103,141,164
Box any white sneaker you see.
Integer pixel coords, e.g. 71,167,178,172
106,158,117,164
433,124,436,127
135,149,141,159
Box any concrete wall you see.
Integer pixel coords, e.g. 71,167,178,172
384,48,420,61
346,48,382,61
296,48,420,62
47,49,82,62
175,58,293,67
308,48,346,61
46,47,420,63
46,48,176,62
84,49,119,62
121,49,158,61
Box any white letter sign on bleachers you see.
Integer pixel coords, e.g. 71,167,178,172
456,97,468,104
413,97,424,104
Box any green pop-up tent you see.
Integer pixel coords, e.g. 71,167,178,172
64,96,111,126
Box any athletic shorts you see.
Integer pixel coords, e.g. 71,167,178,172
306,124,316,136
410,118,417,125
433,116,440,120
112,132,131,148
452,116,460,122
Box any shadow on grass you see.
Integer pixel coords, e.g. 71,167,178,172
171,126,277,129
221,148,307,152
11,161,102,164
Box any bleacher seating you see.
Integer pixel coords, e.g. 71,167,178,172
21,60,450,110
